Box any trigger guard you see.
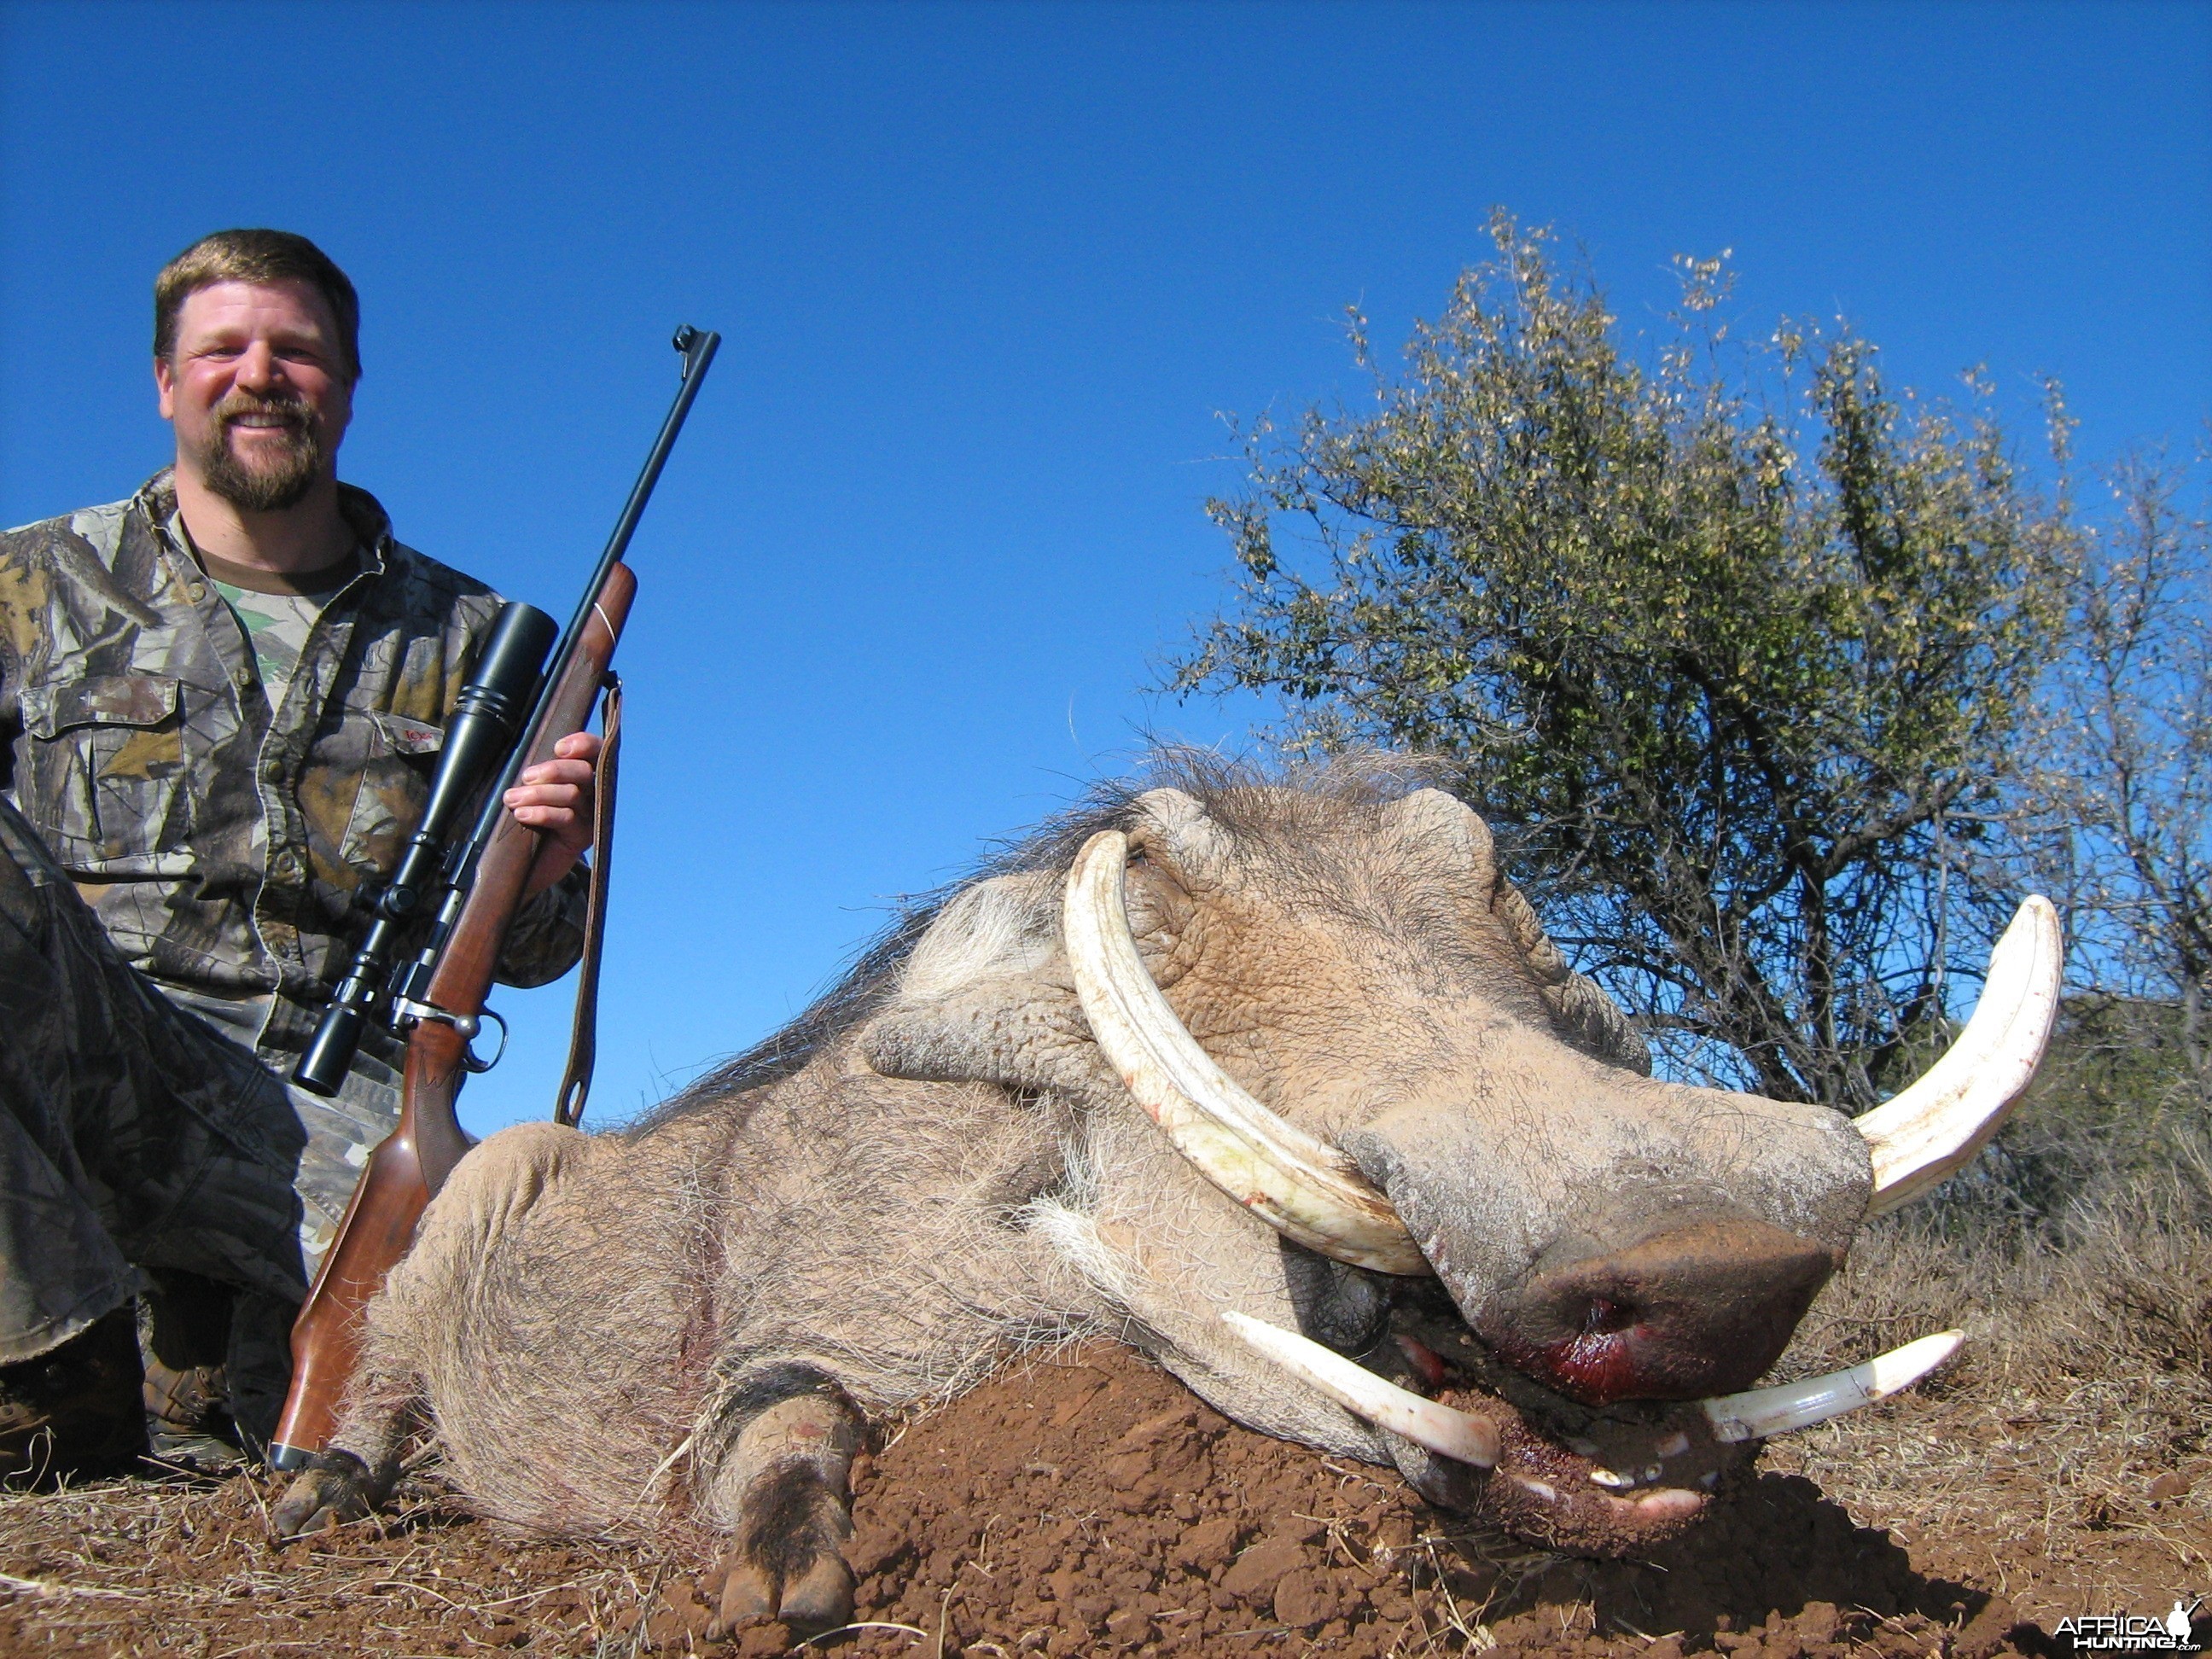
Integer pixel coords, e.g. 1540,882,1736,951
463,1008,509,1074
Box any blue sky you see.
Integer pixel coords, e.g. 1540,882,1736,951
3,1,2207,1133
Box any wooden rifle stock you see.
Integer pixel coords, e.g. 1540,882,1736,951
270,564,636,1467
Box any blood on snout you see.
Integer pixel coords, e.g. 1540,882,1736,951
1485,1217,1838,1406
1524,1323,1656,1406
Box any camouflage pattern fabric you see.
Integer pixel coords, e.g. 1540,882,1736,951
0,469,585,1039
0,471,590,1397
0,795,306,1441
211,581,323,707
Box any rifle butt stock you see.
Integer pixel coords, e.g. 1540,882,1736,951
267,1024,465,1470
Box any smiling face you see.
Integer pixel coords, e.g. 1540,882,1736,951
155,278,354,513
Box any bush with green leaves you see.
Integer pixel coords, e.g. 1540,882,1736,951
1172,214,2077,1105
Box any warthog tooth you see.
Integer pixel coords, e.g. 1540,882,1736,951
1510,1475,1559,1502
1656,1431,1689,1458
1066,832,1429,1275
1700,1330,1965,1443
1221,1312,1500,1467
1588,1466,1633,1489
1856,899,2062,1215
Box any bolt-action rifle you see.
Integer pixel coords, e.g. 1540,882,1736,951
267,326,720,1472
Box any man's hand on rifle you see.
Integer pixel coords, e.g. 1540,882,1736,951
505,731,602,896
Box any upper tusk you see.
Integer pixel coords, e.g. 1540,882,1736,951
1701,1330,1963,1443
1222,1311,1499,1467
1064,830,1429,1275
1856,897,2063,1215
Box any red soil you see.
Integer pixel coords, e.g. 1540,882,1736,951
6,1341,2198,1656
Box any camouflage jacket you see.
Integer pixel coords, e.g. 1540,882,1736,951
0,471,586,1059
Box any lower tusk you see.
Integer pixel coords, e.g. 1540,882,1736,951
1701,1330,1963,1443
1222,1311,1499,1468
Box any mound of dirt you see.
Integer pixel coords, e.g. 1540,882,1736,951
6,1340,2180,1656
701,1343,2046,1657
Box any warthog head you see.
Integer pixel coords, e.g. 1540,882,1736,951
866,759,2057,1554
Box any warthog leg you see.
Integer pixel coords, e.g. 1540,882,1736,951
267,1354,415,1536
701,1367,864,1638
271,1121,589,1540
267,1333,418,1537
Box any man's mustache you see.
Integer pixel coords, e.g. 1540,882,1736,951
212,392,313,434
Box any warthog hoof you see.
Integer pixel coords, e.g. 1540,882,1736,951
271,1449,385,1537
707,1460,857,1637
713,1545,855,1636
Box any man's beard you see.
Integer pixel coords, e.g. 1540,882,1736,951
189,390,329,512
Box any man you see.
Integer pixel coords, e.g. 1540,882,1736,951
0,230,600,1475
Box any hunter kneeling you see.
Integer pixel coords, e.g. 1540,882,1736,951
0,230,598,1477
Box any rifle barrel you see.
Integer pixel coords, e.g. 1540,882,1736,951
445,328,721,902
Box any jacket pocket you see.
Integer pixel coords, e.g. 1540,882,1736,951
336,711,445,876
17,674,189,867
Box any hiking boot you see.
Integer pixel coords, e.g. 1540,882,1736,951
143,1354,248,1471
0,1306,147,1481
141,1272,248,1473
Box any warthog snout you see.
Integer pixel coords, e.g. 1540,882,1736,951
1487,1215,1840,1405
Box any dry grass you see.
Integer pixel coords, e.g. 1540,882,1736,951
1764,1113,2212,1606
0,1470,683,1656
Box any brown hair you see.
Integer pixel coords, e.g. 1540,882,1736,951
153,229,362,382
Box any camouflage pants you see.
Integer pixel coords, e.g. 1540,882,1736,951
0,796,397,1442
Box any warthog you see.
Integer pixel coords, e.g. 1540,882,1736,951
274,757,2058,1633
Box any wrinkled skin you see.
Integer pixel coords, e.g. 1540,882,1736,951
274,774,1871,1626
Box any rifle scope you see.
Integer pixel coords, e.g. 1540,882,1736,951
294,600,558,1097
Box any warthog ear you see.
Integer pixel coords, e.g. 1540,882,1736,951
1126,788,1235,874
1489,877,1651,1076
1382,788,1502,885
859,872,1123,1101
1389,789,1650,1076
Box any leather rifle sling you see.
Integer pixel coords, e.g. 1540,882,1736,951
554,673,622,1127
